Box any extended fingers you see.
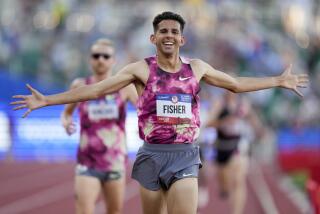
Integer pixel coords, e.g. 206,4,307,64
13,105,27,111
10,100,26,105
298,75,309,83
26,84,37,93
22,109,32,118
297,75,309,88
12,95,27,99
293,88,303,98
297,83,308,88
298,73,308,78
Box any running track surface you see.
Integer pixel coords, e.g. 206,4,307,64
0,160,305,214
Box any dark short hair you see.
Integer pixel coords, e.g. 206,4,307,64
152,11,186,32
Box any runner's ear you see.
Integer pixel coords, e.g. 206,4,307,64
150,34,156,45
180,36,186,47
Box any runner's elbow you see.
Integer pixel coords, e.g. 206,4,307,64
228,83,241,93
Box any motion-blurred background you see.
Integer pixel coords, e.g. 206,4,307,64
0,0,319,213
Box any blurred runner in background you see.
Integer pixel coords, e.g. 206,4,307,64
205,91,265,214
61,38,137,214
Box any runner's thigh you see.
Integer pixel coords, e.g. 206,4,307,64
166,178,198,214
74,175,101,213
101,177,126,213
140,185,167,214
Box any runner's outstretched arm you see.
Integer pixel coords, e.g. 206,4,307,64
194,60,309,96
11,62,140,117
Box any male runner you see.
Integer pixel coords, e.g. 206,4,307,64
62,38,138,214
12,11,308,214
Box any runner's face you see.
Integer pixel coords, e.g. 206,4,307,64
90,44,114,75
151,20,185,55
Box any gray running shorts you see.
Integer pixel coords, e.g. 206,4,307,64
132,142,202,191
75,164,123,182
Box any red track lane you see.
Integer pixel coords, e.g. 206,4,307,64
0,161,304,214
197,163,264,214
0,165,72,205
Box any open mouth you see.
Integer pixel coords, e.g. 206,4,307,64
163,42,174,49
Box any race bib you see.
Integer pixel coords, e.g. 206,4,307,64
88,101,119,120
156,94,192,124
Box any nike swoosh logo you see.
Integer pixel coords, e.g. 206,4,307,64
182,173,193,177
179,76,192,81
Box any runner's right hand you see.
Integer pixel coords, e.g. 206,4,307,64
11,84,47,118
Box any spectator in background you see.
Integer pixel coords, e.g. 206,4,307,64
61,38,137,214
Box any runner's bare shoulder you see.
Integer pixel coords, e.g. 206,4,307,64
70,78,86,89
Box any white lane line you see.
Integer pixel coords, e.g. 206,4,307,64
278,173,312,213
95,180,139,214
0,181,73,214
248,160,279,214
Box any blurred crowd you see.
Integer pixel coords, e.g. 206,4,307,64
0,0,319,128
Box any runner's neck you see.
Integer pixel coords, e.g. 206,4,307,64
156,54,182,73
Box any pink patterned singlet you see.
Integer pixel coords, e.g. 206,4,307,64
77,77,127,171
137,56,201,144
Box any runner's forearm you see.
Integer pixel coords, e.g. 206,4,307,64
45,74,133,106
233,76,281,93
45,84,99,106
